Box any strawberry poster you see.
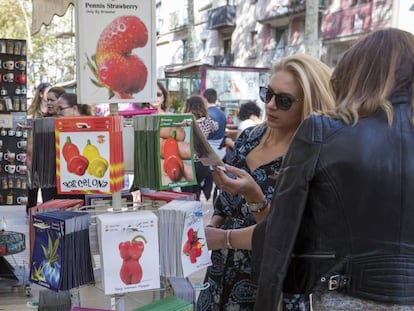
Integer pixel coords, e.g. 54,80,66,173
75,0,156,104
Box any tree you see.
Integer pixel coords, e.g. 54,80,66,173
304,0,319,57
0,0,76,93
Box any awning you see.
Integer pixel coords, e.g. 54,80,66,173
32,0,73,35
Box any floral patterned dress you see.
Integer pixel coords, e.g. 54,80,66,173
196,125,283,311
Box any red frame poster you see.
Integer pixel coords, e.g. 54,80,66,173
75,0,156,104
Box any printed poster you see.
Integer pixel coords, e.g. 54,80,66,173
75,0,156,104
158,114,197,190
181,207,211,277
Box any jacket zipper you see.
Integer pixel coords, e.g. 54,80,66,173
292,253,336,259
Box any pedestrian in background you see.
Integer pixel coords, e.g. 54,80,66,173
57,93,93,117
147,81,170,113
44,86,65,117
27,82,51,118
238,101,263,132
203,88,226,200
181,95,218,200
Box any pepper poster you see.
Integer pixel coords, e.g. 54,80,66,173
75,0,156,104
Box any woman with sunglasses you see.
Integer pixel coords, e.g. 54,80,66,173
56,93,93,117
197,54,335,311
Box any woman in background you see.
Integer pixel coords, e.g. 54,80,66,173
45,86,66,117
181,95,218,200
57,93,93,117
27,82,51,118
147,81,170,113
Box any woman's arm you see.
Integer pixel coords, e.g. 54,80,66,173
205,225,256,250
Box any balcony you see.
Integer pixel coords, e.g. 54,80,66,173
208,5,236,31
213,53,234,66
321,2,374,39
257,0,306,23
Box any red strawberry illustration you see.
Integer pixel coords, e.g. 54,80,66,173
98,53,147,96
87,15,149,99
96,16,148,61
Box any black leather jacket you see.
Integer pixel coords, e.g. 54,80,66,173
252,95,414,311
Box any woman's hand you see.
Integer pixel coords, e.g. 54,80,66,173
205,227,227,250
213,165,265,203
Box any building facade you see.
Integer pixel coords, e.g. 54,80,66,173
156,0,413,106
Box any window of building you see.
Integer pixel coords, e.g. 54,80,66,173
182,39,189,62
202,39,207,51
269,26,288,50
223,39,231,56
156,2,162,35
250,31,257,46
223,38,232,64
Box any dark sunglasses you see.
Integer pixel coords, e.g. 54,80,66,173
259,86,300,110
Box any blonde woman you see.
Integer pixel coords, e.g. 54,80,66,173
198,54,335,311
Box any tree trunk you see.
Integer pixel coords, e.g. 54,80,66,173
187,0,195,60
305,0,319,57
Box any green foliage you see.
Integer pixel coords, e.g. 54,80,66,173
0,0,28,39
0,1,76,91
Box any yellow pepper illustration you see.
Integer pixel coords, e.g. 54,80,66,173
82,139,109,178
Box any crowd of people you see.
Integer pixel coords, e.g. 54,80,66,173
24,27,414,311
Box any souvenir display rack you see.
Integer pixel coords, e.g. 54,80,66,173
0,39,29,297
0,39,28,205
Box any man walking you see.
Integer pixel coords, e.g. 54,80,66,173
203,88,227,200
204,88,226,159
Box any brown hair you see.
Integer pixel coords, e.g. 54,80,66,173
59,93,92,116
183,95,208,119
157,81,169,111
28,82,51,118
330,28,414,125
47,86,66,99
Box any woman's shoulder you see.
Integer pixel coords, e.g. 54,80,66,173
298,114,347,143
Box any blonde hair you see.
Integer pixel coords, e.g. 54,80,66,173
271,54,335,121
330,28,414,125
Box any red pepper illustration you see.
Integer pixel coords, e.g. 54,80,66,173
62,136,89,176
62,136,80,162
182,228,203,263
163,130,184,181
119,235,147,285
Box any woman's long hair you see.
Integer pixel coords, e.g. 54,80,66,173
183,95,208,119
330,28,414,125
28,82,50,118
